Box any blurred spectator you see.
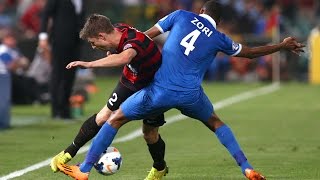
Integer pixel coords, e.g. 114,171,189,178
0,0,317,85
177,0,193,11
157,0,178,18
278,0,295,20
16,0,33,18
39,0,86,119
252,1,267,36
26,37,51,104
0,31,39,104
256,56,272,81
205,53,230,81
19,0,46,38
297,0,318,20
0,31,28,75
0,60,10,130
227,56,257,82
191,0,205,13
265,4,280,37
0,2,14,29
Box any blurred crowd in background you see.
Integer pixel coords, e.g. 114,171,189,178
0,0,319,107
1,0,319,37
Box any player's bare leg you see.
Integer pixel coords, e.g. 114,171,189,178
205,113,266,180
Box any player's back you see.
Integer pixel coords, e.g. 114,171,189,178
154,10,241,91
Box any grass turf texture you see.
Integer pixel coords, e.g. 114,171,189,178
1,77,319,179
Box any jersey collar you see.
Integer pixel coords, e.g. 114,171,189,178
116,28,127,52
199,14,217,29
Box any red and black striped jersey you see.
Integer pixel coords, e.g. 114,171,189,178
115,23,162,91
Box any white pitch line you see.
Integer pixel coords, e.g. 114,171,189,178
0,83,280,180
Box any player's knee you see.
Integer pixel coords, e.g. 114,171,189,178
107,110,128,129
96,111,111,126
207,113,224,132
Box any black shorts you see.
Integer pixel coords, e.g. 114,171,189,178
107,82,135,111
107,82,166,127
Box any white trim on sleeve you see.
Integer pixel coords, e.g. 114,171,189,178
155,23,164,34
231,44,242,56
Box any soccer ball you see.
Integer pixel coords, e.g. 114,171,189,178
94,147,122,175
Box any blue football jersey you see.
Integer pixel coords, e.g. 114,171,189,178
154,10,242,91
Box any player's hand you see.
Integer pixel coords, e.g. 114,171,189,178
281,37,305,55
66,61,89,69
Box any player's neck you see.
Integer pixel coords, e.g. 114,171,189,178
109,30,123,48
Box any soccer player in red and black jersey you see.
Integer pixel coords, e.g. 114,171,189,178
50,14,168,178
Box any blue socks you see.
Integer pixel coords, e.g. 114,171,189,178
80,123,118,172
79,122,251,174
215,124,252,174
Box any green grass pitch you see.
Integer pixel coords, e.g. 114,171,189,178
1,77,320,179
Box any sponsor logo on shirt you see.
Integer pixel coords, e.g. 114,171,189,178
232,42,240,51
123,44,133,51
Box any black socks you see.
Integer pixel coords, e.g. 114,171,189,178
65,114,167,172
147,135,166,171
65,114,101,157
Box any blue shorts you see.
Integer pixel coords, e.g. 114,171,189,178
120,84,214,122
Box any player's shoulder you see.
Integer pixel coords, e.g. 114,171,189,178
214,30,229,40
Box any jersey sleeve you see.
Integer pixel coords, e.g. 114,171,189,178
123,41,141,52
122,40,143,59
217,32,242,56
155,10,182,33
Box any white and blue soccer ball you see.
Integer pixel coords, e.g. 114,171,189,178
94,147,122,176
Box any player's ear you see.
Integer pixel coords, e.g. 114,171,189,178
98,33,106,40
200,8,205,14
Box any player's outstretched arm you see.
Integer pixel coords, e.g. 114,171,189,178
236,37,305,59
66,48,137,69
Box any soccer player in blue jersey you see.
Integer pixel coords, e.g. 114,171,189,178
58,1,305,180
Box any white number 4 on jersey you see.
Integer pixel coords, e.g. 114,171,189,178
180,30,201,56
